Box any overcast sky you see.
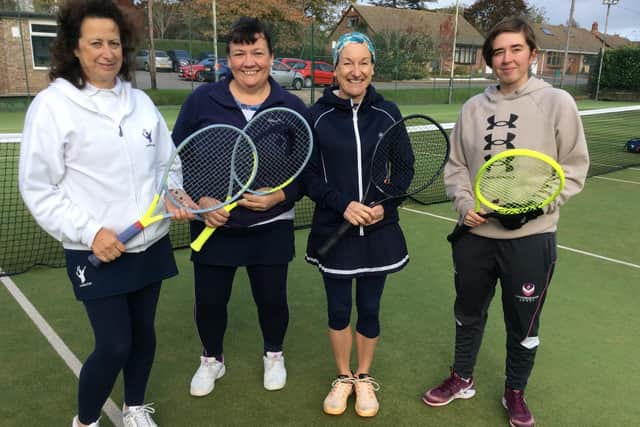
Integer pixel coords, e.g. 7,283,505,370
361,1,640,41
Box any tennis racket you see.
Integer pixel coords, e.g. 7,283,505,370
88,124,258,267
190,107,313,252
316,114,450,258
446,148,565,243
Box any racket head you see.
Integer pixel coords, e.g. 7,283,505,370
474,148,565,214
164,124,257,213
370,114,450,201
241,107,312,195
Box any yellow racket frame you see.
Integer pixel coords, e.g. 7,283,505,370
474,148,566,214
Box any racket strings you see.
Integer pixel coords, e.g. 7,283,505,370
244,109,312,193
479,156,562,211
166,127,256,212
372,116,449,198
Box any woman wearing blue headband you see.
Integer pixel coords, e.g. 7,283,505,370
303,31,409,417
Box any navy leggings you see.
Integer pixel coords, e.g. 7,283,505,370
78,282,161,425
193,263,289,360
323,275,386,338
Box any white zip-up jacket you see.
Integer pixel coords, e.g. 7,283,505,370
19,78,175,251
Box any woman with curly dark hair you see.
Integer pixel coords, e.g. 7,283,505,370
19,1,189,426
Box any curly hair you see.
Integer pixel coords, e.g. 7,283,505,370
48,0,139,87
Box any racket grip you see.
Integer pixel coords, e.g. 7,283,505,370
190,226,217,252
190,202,238,252
317,221,353,258
446,224,471,243
87,223,145,268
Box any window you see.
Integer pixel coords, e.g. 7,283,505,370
347,16,359,28
30,21,57,68
455,45,477,65
547,51,562,66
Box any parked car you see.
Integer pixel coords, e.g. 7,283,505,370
135,49,172,72
179,58,215,81
278,57,306,69
202,58,231,82
290,60,334,87
167,49,192,72
270,60,304,90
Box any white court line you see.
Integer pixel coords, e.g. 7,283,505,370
0,273,124,427
593,176,640,185
401,207,640,270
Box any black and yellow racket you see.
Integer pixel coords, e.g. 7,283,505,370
317,114,450,258
190,107,313,252
446,148,565,243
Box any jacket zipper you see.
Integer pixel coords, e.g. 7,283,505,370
351,102,365,236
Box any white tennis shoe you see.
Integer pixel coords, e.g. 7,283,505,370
72,416,100,427
263,351,287,391
190,356,226,396
122,403,157,427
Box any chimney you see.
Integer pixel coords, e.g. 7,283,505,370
591,21,599,33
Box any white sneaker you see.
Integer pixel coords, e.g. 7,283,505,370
190,356,226,396
122,403,157,427
263,351,287,391
72,416,100,427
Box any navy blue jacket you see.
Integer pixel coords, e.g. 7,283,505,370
303,85,406,236
172,77,310,230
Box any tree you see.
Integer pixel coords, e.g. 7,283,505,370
463,0,541,34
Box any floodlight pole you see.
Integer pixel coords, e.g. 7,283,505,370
559,0,575,88
595,0,618,101
212,0,218,81
447,0,460,104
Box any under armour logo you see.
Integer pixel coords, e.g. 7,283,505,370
142,129,154,147
487,114,518,130
484,133,516,150
76,265,87,284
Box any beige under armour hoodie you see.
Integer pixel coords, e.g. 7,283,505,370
444,77,590,239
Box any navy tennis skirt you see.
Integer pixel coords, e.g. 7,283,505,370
64,235,178,301
305,222,409,279
190,220,295,266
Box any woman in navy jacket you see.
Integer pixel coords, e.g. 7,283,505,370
172,17,309,397
304,32,409,418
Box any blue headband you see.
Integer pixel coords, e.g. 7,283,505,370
333,32,376,67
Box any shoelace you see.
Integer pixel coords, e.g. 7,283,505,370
124,403,156,427
507,391,529,415
438,373,468,394
329,376,355,397
355,376,381,392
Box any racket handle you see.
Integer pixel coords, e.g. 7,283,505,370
446,224,471,243
317,221,353,258
190,202,238,252
87,222,145,268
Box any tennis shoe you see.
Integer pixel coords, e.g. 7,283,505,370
263,351,287,390
190,356,226,396
122,403,157,427
502,386,535,427
323,374,354,415
422,368,476,407
354,373,380,417
72,416,100,427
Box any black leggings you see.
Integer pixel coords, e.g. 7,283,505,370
78,282,161,425
323,275,386,338
193,263,289,360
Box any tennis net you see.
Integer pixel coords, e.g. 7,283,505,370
2,105,639,276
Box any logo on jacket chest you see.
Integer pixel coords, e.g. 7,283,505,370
142,129,155,147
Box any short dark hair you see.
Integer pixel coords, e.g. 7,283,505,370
225,17,273,55
482,17,537,69
49,0,139,87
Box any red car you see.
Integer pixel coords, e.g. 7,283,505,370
288,60,334,87
179,58,215,81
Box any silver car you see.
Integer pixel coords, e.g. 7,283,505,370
270,60,304,90
135,49,172,72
